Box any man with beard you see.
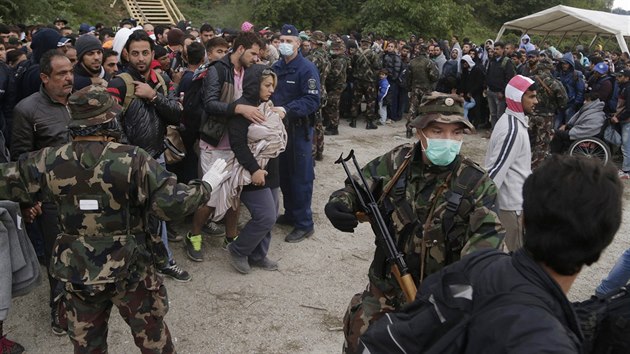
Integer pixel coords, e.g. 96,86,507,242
186,32,265,261
107,31,189,281
73,35,110,91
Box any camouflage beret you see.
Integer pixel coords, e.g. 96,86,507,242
68,85,122,128
409,92,474,132
331,41,345,50
310,30,326,44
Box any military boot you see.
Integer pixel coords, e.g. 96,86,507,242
366,121,378,130
349,118,357,128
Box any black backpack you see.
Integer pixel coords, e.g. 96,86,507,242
358,250,545,354
181,71,206,133
574,286,630,354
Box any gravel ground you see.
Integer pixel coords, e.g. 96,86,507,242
6,118,629,353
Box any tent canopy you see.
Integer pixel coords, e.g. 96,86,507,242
496,5,630,53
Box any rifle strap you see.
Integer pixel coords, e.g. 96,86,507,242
420,181,449,284
378,144,415,205
534,75,552,96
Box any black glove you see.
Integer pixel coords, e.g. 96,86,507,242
325,201,358,232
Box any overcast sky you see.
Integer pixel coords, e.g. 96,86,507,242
615,0,630,9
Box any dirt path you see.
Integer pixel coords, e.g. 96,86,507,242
6,119,630,353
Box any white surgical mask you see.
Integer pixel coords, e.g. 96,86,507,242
279,42,294,57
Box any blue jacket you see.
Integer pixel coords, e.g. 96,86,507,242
378,77,390,102
271,53,321,123
557,53,585,108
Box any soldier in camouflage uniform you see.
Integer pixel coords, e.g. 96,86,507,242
306,30,331,161
407,44,439,138
527,58,568,169
0,86,228,353
349,39,380,129
324,93,504,353
323,41,349,135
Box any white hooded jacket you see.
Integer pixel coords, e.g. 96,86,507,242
484,75,534,211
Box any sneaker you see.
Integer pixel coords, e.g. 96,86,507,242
222,236,237,250
385,119,394,125
185,233,203,262
202,221,226,237
228,248,251,274
249,257,279,271
0,336,25,354
619,170,630,180
167,224,183,242
158,262,192,282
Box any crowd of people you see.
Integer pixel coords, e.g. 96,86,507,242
0,14,629,354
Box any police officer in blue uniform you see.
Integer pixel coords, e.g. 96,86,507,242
272,24,321,243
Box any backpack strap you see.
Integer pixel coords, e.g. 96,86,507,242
441,160,486,265
116,73,136,115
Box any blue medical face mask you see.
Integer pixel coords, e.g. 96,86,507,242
421,132,462,166
278,42,294,57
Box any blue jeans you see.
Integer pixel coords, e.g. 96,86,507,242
229,187,279,261
596,248,630,296
621,122,630,172
156,154,174,263
487,91,506,128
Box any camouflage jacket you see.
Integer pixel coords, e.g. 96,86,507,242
307,47,331,99
0,141,211,291
352,48,380,83
531,71,568,114
407,55,439,90
327,54,349,93
330,143,504,295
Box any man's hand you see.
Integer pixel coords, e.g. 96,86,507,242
132,81,157,99
324,201,358,232
171,70,184,85
612,116,619,124
21,202,42,223
235,104,265,124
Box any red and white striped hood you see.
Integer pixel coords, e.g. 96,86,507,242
505,75,535,114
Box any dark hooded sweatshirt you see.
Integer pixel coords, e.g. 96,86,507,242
227,64,279,191
17,28,62,102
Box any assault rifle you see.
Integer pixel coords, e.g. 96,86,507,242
335,150,417,302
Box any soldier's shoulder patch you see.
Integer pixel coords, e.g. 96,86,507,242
308,78,317,90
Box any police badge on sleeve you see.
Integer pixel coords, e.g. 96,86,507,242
308,78,319,95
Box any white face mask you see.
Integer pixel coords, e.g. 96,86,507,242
278,42,294,57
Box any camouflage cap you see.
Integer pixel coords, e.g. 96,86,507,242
409,92,474,132
331,40,345,50
537,57,554,71
68,85,122,128
310,30,326,44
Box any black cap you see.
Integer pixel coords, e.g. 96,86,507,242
615,69,630,78
526,50,539,57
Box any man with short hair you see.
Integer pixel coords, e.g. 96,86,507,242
432,45,447,76
199,23,215,45
485,75,537,251
520,50,539,77
186,32,265,261
107,31,188,281
486,41,516,128
326,92,503,353
73,35,109,90
154,25,170,47
406,44,439,137
272,24,321,243
349,38,380,129
11,50,73,335
306,30,331,159
205,37,229,62
102,49,119,77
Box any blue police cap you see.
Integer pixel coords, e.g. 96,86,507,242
281,24,299,37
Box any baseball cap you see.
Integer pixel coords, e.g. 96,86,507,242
594,62,609,75
409,92,474,132
615,69,630,78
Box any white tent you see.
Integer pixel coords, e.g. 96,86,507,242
496,5,630,53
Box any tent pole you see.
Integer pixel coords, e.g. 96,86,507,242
495,26,506,43
541,32,550,46
589,35,599,49
571,32,583,50
557,32,567,50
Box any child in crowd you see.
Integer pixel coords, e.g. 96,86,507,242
377,69,391,125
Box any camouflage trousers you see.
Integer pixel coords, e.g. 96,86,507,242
312,110,324,161
351,81,377,122
323,91,343,128
528,113,554,170
64,270,174,354
342,282,404,353
407,87,430,126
